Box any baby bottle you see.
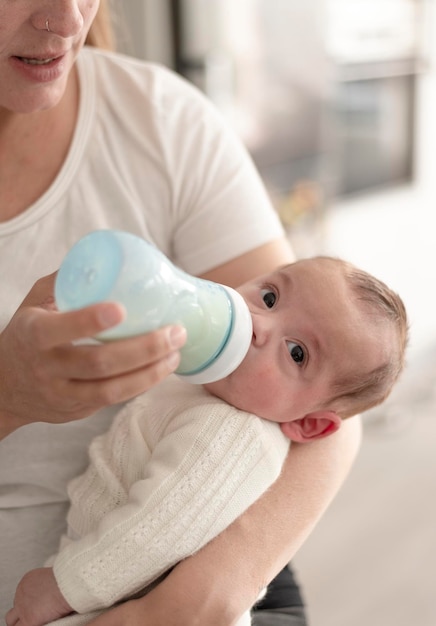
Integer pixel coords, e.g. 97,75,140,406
55,229,252,384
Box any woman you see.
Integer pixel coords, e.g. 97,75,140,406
0,1,361,624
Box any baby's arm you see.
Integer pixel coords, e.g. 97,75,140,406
51,401,289,616
5,568,73,626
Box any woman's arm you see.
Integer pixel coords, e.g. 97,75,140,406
199,237,296,287
88,417,362,626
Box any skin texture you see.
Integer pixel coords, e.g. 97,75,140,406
1,2,363,624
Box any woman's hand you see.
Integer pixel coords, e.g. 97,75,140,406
0,273,187,438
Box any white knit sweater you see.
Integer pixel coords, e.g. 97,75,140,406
48,376,289,624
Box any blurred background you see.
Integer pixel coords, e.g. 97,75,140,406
112,2,435,624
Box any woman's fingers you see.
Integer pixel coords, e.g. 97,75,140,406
0,272,187,427
69,348,182,408
23,302,126,350
48,325,187,380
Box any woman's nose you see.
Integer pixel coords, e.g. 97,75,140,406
32,1,84,38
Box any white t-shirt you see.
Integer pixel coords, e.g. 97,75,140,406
0,47,284,614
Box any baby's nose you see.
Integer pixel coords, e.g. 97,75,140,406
251,314,271,346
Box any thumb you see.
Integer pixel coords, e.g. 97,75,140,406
22,272,58,311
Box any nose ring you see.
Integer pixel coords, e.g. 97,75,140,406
46,19,50,32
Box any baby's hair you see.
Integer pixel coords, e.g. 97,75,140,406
318,257,409,418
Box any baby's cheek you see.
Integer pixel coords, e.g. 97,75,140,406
245,368,279,409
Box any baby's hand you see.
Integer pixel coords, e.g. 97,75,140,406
5,567,73,626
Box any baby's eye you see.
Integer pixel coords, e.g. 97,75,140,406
261,288,277,309
286,341,306,365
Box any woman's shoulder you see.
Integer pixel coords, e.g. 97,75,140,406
79,46,213,113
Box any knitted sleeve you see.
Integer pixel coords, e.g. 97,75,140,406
52,402,289,614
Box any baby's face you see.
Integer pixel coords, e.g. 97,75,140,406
205,258,393,424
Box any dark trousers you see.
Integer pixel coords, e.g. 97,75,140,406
251,564,308,626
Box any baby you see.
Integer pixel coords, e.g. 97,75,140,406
7,256,408,626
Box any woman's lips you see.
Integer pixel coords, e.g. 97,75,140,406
17,56,58,65
10,53,67,82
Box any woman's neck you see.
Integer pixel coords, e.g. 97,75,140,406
0,68,79,222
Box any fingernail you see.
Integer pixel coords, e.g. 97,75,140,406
169,325,187,349
98,303,124,328
167,350,181,370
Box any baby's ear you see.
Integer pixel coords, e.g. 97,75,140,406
280,411,341,442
